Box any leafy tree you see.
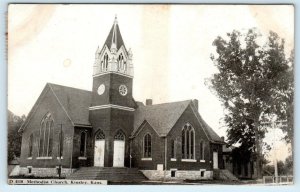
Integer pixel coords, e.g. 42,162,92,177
208,28,292,178
272,49,294,146
8,110,25,163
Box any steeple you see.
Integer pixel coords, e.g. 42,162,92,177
104,15,126,53
93,16,133,77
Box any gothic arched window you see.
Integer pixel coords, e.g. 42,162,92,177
95,130,105,140
102,53,108,71
143,134,152,158
114,130,125,140
118,54,124,71
80,132,87,157
38,113,53,157
181,123,195,159
28,134,33,157
200,140,205,160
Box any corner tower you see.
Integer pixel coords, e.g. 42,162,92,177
89,17,135,167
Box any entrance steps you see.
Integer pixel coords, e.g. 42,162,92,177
66,167,148,183
213,169,239,181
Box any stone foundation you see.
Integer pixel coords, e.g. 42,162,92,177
141,170,213,181
19,167,76,178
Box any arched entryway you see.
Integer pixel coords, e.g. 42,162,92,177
94,130,105,167
113,130,125,167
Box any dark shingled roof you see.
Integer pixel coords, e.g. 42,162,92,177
132,100,224,143
48,83,91,126
104,20,126,51
133,100,191,137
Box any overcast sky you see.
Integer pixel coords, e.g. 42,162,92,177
8,4,294,161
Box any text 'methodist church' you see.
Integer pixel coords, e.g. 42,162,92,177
18,17,225,181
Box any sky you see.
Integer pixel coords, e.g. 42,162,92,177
7,4,294,162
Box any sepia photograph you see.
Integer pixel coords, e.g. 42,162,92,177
7,4,294,185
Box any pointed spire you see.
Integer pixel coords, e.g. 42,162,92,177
103,16,126,52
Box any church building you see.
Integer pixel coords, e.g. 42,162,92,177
18,17,225,181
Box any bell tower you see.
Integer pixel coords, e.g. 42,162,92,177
89,16,135,167
91,16,134,108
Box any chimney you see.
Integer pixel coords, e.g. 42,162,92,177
146,99,152,106
192,99,198,110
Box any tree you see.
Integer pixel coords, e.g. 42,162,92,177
7,110,26,163
208,28,292,178
272,49,294,146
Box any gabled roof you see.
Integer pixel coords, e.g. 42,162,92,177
104,17,126,51
132,100,224,143
133,100,191,137
20,83,91,132
48,83,91,126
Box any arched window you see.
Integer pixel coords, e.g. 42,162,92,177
114,130,125,140
102,53,108,71
143,134,152,158
181,123,195,159
28,134,33,157
117,54,124,71
38,113,53,157
200,140,205,160
80,132,87,157
171,139,176,159
57,132,64,158
95,130,105,140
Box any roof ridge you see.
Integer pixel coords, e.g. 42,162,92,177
139,99,192,108
47,82,91,92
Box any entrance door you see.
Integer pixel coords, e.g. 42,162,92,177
213,152,218,169
113,140,125,167
94,140,105,167
113,130,125,167
94,130,105,167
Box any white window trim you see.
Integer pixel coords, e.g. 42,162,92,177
27,157,32,160
200,159,206,163
170,158,177,161
182,159,197,162
182,123,196,160
141,158,152,161
78,156,87,160
36,157,52,160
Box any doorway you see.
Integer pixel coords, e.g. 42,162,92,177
94,130,105,167
213,151,218,169
113,130,125,167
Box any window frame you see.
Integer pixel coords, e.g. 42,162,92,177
38,113,54,158
79,131,87,157
181,123,196,161
143,133,152,159
28,134,33,158
200,140,205,162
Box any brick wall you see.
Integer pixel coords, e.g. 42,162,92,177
19,86,74,169
131,104,223,171
131,122,164,169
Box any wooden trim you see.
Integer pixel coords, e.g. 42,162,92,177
89,104,135,111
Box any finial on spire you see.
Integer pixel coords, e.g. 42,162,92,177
114,14,118,24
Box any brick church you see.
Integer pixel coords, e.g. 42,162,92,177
18,17,225,181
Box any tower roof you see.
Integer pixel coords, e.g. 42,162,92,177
104,16,126,51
